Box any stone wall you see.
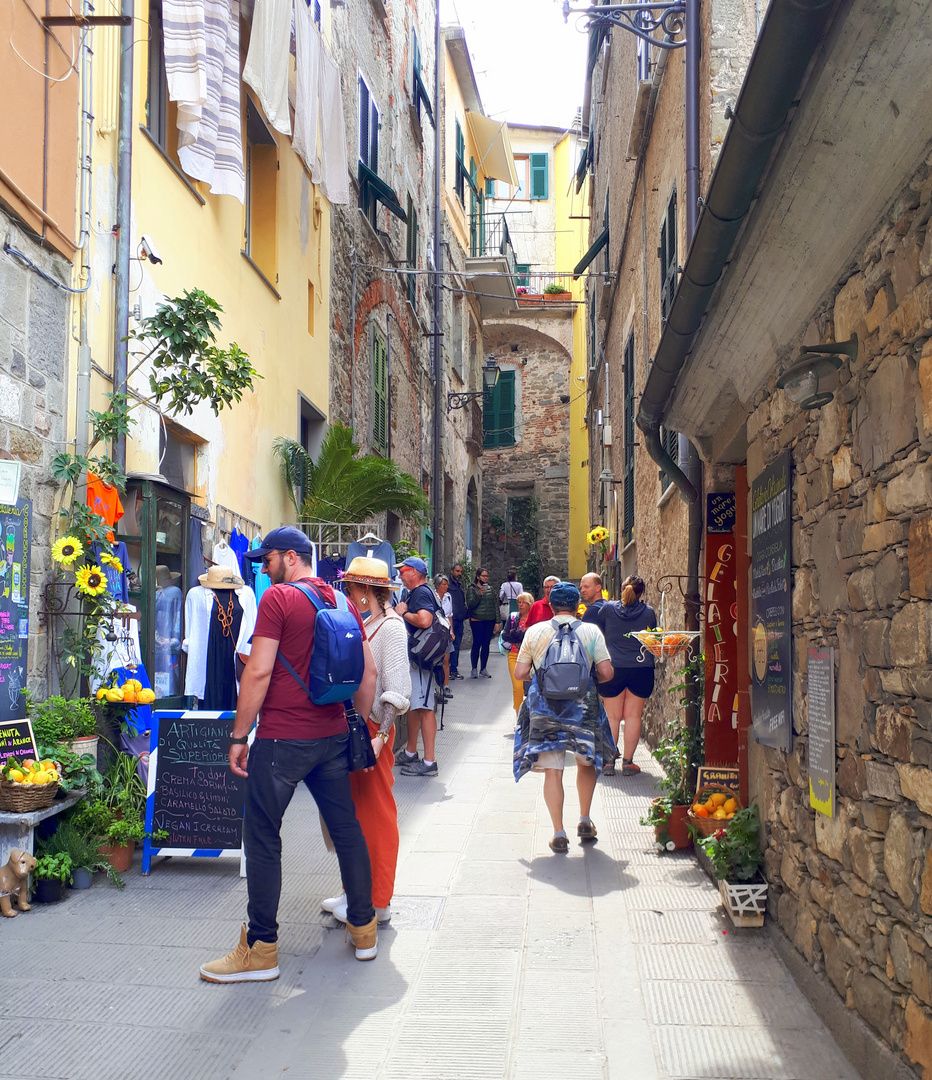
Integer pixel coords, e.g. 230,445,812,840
480,320,572,592
0,218,70,699
745,158,932,1077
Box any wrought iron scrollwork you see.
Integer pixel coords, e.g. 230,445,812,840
563,3,687,50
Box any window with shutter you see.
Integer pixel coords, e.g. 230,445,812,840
469,158,479,255
659,425,678,490
529,153,548,200
358,76,380,225
659,186,677,324
483,370,516,448
372,330,388,456
623,333,636,546
455,121,466,205
406,196,418,306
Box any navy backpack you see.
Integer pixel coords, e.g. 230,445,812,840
277,581,365,705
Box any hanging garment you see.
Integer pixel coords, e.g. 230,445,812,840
317,45,349,204
91,541,130,602
317,553,345,584
183,584,257,700
242,0,293,135
230,527,249,573
250,534,270,600
189,519,206,584
293,0,321,178
154,584,183,698
166,0,246,202
347,539,396,573
162,0,207,139
86,473,124,542
202,590,244,709
211,539,242,574
91,604,142,689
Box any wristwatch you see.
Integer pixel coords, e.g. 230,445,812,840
230,735,249,745
376,730,391,744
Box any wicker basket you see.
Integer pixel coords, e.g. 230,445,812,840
687,783,741,837
627,629,701,660
0,778,60,812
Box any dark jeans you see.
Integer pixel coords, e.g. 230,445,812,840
470,619,496,672
450,618,466,673
244,734,373,944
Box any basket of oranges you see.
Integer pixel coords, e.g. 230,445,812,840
627,629,701,660
688,784,741,837
0,758,61,811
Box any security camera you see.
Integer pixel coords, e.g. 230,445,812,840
139,235,162,265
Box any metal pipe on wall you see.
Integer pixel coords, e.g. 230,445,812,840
112,0,135,470
431,0,443,571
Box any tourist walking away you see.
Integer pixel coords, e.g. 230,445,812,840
501,591,534,714
467,566,499,678
580,572,606,623
200,527,379,981
594,575,658,776
513,582,615,853
447,563,468,679
395,557,442,776
322,556,411,926
499,568,523,620
526,575,560,626
434,574,454,701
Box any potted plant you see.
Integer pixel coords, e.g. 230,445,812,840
639,659,703,850
36,742,102,795
32,852,74,903
698,804,767,927
27,693,99,758
543,282,572,301
38,819,116,889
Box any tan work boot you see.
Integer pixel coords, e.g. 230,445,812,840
345,914,378,961
199,923,280,983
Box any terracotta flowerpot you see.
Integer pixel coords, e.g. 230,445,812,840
655,804,692,850
99,842,133,873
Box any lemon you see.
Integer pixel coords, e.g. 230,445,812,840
710,793,728,807
8,769,24,783
32,770,50,785
46,769,59,782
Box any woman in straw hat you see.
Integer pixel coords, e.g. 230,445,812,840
182,564,257,709
321,556,411,925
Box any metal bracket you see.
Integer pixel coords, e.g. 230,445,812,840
562,3,687,50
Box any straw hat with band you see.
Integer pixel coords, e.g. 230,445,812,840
340,556,402,590
199,564,244,589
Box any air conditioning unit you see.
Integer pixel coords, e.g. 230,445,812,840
603,424,613,447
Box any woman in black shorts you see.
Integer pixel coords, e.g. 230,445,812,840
595,576,657,776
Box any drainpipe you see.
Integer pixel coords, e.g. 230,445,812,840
112,0,135,470
431,0,443,572
75,0,95,459
386,310,395,459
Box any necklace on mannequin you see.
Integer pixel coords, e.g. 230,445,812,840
214,592,235,638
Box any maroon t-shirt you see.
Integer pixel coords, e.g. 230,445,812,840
252,579,366,740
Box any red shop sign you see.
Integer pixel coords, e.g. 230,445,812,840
704,535,739,766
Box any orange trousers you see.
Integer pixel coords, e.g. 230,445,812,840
348,719,399,909
508,648,525,713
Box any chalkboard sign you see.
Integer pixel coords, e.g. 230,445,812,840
696,765,740,794
0,719,39,771
750,452,793,752
808,648,835,817
0,498,31,725
142,711,252,874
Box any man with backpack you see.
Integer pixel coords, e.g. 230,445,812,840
200,528,380,982
513,581,615,854
394,556,448,777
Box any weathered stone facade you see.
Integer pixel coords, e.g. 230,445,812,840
744,161,932,1075
0,217,69,699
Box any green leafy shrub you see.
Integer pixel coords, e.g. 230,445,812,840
29,696,97,743
698,805,764,881
34,851,74,884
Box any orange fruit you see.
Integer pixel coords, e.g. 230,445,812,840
694,806,709,818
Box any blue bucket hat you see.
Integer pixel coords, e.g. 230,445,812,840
549,581,580,609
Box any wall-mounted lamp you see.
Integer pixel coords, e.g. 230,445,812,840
776,335,858,410
447,356,501,412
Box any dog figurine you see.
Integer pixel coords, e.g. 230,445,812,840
0,849,37,917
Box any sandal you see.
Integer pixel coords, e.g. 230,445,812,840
548,835,569,854
621,758,641,776
577,820,598,842
602,762,616,777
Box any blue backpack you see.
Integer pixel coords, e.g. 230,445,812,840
276,581,365,705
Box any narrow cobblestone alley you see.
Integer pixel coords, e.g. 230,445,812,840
1,655,860,1080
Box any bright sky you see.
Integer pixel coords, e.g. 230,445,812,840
440,0,589,130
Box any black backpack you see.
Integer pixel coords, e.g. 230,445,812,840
535,618,591,700
406,586,452,670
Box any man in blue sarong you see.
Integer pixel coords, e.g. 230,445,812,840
512,582,616,853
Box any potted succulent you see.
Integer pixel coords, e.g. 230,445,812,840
32,851,74,903
698,804,767,927
543,282,572,301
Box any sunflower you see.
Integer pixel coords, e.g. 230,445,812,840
75,565,109,597
52,536,84,566
586,526,608,546
99,552,124,574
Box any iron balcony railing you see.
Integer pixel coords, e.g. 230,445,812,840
468,212,517,275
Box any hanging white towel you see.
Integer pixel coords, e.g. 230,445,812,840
162,0,207,143
243,0,293,136
293,0,321,180
168,0,246,202
317,47,349,205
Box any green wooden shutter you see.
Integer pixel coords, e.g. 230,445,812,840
373,331,388,455
529,153,548,200
485,177,495,197
406,196,418,305
484,370,515,448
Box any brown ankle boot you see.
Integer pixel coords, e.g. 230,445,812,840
345,914,378,961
